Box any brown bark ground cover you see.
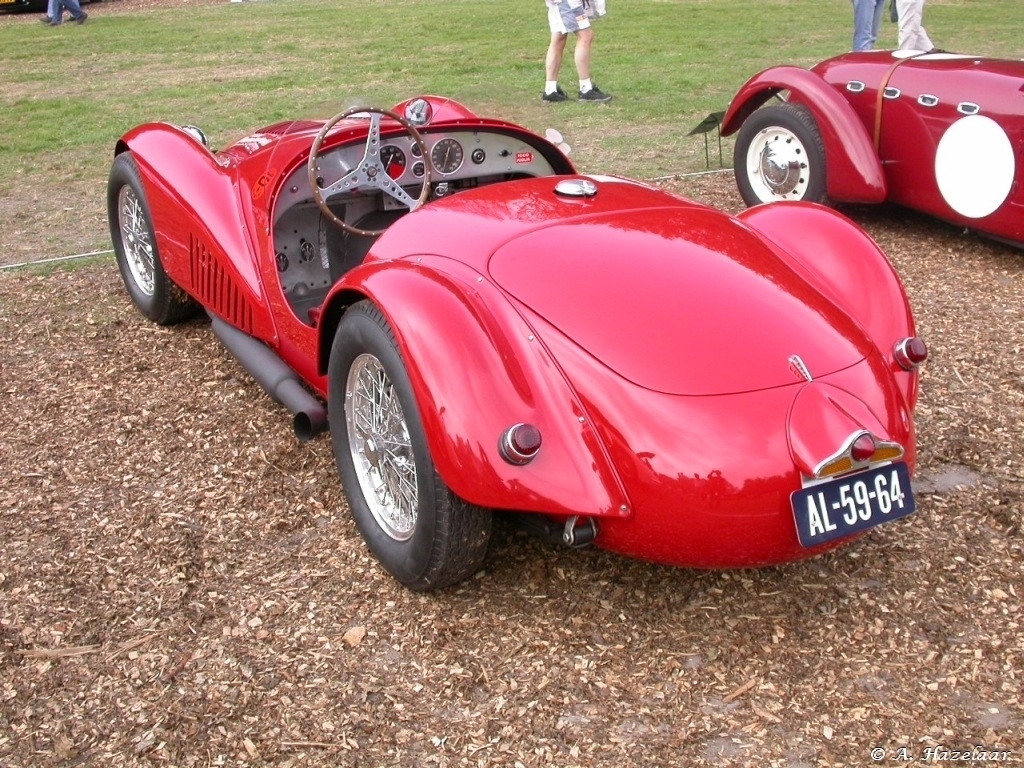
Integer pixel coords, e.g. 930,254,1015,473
1,170,1022,767
0,2,1022,757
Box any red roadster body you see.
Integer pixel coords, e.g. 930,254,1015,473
108,96,927,590
723,51,1024,248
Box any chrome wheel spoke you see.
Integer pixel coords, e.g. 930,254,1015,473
346,353,418,541
118,186,156,295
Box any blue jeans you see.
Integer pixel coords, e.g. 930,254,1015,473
852,0,886,51
50,0,85,23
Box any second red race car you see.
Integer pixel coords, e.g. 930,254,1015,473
108,96,927,590
724,50,1024,249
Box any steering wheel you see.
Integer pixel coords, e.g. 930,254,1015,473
308,106,432,237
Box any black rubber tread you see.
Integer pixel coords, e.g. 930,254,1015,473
107,152,200,325
733,103,828,207
327,300,492,591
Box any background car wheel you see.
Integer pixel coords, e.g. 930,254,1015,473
328,301,492,591
107,152,199,325
734,104,827,207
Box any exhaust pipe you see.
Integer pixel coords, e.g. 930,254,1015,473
209,316,328,442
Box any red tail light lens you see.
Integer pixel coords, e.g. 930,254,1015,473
499,423,542,465
816,432,905,478
850,433,876,462
894,337,928,370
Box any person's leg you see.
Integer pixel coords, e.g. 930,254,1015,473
62,0,85,22
48,0,64,24
852,0,876,50
573,26,593,82
573,26,610,101
869,0,886,46
546,32,567,82
853,0,887,50
543,32,568,99
896,0,933,50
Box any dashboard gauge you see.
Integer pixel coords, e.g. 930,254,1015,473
431,138,464,175
471,148,486,165
412,161,425,178
410,141,423,158
380,145,407,180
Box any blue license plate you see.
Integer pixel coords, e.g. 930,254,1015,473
791,462,915,547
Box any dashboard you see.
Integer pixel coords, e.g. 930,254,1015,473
274,128,561,224
270,128,562,317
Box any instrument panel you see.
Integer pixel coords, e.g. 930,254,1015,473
329,129,556,186
273,129,560,229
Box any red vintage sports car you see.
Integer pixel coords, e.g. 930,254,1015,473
108,96,927,590
724,50,1024,249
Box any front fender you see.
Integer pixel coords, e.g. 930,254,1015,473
319,257,631,519
738,202,920,409
117,123,272,339
723,66,887,204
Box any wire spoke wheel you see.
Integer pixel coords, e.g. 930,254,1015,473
107,152,199,325
117,185,156,296
345,353,418,541
328,301,492,590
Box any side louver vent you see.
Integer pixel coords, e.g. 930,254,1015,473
189,234,254,333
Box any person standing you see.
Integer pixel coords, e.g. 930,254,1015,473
851,0,886,51
896,0,935,52
542,0,611,103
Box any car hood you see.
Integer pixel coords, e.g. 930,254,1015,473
489,204,873,396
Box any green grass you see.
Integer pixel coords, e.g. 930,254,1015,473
0,0,1019,258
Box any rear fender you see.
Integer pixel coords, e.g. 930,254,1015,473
317,258,630,518
723,66,887,203
738,202,920,408
117,124,273,339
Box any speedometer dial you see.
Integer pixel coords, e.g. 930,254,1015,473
430,138,464,175
380,145,407,180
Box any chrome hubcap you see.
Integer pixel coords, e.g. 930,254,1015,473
747,127,809,200
345,353,418,540
117,186,156,296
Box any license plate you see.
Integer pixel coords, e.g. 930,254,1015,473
791,462,915,547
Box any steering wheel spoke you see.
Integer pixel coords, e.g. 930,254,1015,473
319,166,370,198
308,106,433,237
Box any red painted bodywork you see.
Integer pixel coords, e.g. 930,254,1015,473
115,96,924,569
723,51,1024,247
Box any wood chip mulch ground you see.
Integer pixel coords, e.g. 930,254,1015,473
1,173,1021,767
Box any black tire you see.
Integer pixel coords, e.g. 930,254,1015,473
107,152,199,325
733,103,827,207
328,301,492,590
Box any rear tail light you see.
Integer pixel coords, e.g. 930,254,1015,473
850,433,876,462
499,423,542,465
894,336,928,370
815,431,905,478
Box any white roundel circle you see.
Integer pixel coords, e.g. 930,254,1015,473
934,115,1014,219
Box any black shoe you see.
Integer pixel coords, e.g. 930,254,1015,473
578,85,612,103
542,86,568,103
74,11,87,23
